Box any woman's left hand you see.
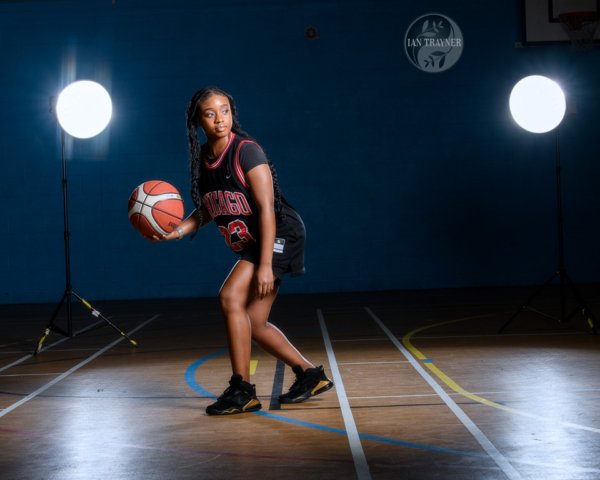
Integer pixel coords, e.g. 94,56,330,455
255,264,275,299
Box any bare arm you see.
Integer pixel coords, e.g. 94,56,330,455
246,164,276,298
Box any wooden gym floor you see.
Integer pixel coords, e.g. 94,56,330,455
1,286,599,480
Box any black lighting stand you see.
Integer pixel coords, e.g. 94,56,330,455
499,128,598,334
34,128,137,354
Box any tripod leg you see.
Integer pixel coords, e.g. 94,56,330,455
72,292,138,347
34,328,51,356
581,308,598,335
34,291,69,355
498,271,559,333
562,273,599,335
498,305,526,334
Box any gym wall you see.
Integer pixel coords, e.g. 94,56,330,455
1,0,599,303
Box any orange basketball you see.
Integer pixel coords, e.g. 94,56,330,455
128,180,184,240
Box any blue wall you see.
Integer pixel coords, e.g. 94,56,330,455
1,0,599,303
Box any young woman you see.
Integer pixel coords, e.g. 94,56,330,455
162,86,334,415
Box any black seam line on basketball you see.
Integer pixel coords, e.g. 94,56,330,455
132,200,183,219
140,181,165,213
146,180,164,198
146,181,183,215
269,359,285,410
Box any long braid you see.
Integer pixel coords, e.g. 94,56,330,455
269,162,284,217
186,86,283,216
186,91,204,212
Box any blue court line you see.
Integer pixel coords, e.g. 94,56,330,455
184,350,487,459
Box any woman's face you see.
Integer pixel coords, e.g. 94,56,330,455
197,94,233,141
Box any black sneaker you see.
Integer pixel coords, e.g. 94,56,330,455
206,374,262,415
279,365,334,404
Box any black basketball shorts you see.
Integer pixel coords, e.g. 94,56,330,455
239,210,306,280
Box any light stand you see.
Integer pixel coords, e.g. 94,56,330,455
34,81,138,354
499,76,598,334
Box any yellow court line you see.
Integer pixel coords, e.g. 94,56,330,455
250,359,258,376
401,316,600,434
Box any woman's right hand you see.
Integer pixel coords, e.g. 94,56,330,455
153,208,209,241
153,226,184,242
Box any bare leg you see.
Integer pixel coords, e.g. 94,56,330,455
247,284,313,371
219,259,313,382
218,260,254,381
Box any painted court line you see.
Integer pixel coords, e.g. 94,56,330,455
333,338,389,343
338,360,410,365
184,353,600,474
317,308,372,480
0,319,109,374
365,307,523,480
0,337,71,374
269,359,285,411
347,387,600,401
409,331,583,340
0,315,159,419
184,351,489,459
402,316,600,435
0,348,107,356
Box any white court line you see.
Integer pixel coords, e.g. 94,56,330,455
333,338,389,343
338,361,410,365
408,331,583,340
0,352,38,356
365,307,523,480
0,315,159,419
348,392,492,400
0,319,110,374
0,336,71,374
333,331,582,343
1,348,101,355
348,386,600,401
317,309,371,480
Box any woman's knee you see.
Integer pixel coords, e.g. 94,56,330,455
218,260,254,314
218,286,246,315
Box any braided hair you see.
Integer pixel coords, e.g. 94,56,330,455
185,86,283,217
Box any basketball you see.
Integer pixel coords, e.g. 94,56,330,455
128,180,185,240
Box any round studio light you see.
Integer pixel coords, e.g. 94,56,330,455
55,80,112,139
509,75,566,134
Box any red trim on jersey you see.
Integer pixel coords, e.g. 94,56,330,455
234,140,263,188
204,133,235,170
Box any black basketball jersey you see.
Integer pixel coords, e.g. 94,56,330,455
198,133,273,253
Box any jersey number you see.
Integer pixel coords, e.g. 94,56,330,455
218,219,255,252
